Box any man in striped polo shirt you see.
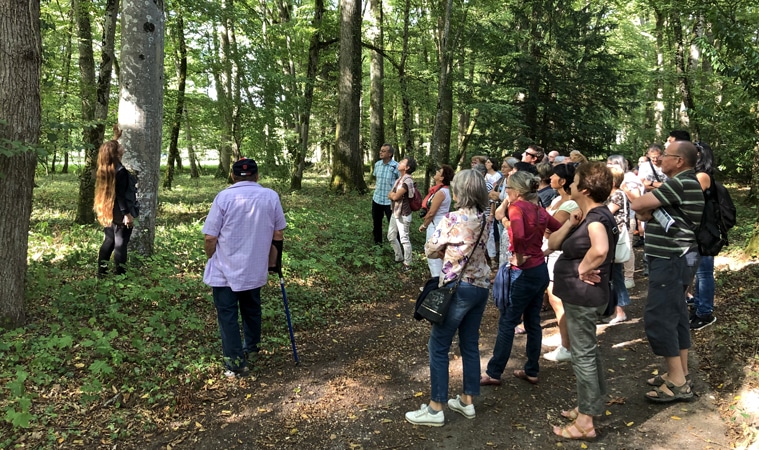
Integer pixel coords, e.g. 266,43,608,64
631,141,703,403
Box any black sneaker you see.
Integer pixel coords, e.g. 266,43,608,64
690,315,716,331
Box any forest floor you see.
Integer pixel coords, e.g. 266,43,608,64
139,247,759,450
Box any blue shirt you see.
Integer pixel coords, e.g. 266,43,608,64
372,159,399,206
203,181,287,291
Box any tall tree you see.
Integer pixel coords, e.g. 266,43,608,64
429,0,455,165
74,0,120,224
0,0,41,328
291,0,326,190
368,0,385,162
118,0,164,256
331,0,366,194
164,6,188,190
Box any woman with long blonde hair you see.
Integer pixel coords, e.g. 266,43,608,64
94,127,134,276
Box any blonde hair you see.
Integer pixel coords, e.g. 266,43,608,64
610,166,624,189
93,140,121,226
569,150,588,164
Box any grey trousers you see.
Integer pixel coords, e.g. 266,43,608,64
564,302,608,416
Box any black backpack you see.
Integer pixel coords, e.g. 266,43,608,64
683,175,734,256
118,166,141,218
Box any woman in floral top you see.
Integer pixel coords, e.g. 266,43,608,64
405,170,491,427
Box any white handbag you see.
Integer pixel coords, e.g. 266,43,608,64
614,193,632,263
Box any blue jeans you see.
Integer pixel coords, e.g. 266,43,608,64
212,287,262,371
611,263,631,308
693,255,715,317
486,263,549,379
428,282,489,403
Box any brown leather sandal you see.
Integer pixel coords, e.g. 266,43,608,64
553,421,597,440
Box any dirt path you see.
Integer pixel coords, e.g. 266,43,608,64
149,260,730,450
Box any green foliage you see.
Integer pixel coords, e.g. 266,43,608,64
2,170,426,442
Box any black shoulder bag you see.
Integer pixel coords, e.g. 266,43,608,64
415,217,487,324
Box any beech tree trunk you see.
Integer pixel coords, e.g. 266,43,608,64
0,0,41,328
331,0,367,194
290,0,324,190
164,7,187,190
118,0,164,257
430,0,454,165
369,0,385,163
74,0,119,224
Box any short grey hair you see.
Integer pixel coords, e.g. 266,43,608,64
450,169,489,212
507,170,540,203
505,157,519,169
607,154,628,172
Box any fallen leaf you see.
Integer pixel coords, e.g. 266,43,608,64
626,422,634,426
605,410,612,416
671,416,682,420
581,443,588,449
414,391,423,397
381,418,393,423
290,428,298,435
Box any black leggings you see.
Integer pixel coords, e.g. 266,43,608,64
98,224,132,275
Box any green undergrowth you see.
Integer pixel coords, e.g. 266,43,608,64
1,169,426,446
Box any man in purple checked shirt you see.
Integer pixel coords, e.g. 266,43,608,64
203,158,287,378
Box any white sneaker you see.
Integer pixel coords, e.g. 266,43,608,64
543,346,571,362
624,279,635,289
405,404,445,427
447,395,475,419
607,314,628,325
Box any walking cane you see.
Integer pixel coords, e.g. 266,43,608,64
278,269,300,364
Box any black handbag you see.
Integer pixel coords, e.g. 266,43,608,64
415,217,487,324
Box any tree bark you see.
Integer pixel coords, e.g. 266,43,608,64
369,0,385,164
118,0,164,257
164,7,187,190
399,0,413,155
331,0,367,194
653,7,665,140
73,0,97,224
290,0,324,190
671,11,698,134
430,0,454,165
0,0,41,328
184,108,199,178
75,0,120,224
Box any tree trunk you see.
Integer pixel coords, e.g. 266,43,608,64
74,0,119,224
184,108,200,178
653,7,665,140
0,0,41,328
290,0,324,190
671,11,698,134
73,0,97,224
331,0,367,194
164,7,187,190
369,0,385,164
399,0,413,154
118,0,164,257
430,0,454,165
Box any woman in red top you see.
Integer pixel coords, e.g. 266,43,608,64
481,171,562,386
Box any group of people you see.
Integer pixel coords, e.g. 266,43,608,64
367,137,716,440
91,130,719,434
